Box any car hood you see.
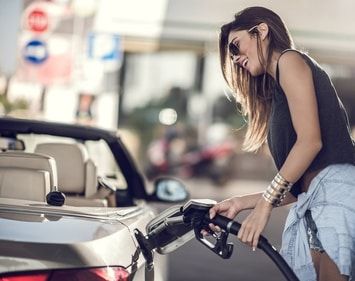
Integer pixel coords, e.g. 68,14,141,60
0,198,155,274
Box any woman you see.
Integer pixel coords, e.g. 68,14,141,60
208,6,355,281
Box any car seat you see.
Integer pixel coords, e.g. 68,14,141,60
0,151,58,202
35,142,108,207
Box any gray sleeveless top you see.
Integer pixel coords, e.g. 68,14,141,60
267,49,355,197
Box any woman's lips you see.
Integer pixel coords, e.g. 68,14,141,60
242,59,248,68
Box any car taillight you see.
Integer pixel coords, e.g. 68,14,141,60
0,266,130,281
0,273,48,281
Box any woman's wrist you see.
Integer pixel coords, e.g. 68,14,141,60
262,172,294,207
258,196,274,210
236,192,264,209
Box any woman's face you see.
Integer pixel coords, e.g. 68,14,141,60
228,28,266,76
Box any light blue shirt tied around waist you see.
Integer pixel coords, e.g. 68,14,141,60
280,164,355,281
280,188,318,280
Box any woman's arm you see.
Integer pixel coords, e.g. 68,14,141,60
276,51,323,183
235,190,297,209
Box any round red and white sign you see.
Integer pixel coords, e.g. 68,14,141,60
27,8,48,33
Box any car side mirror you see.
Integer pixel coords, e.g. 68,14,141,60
152,177,189,203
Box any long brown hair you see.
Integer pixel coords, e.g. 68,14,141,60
219,7,294,152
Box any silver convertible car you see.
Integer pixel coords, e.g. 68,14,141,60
0,117,188,281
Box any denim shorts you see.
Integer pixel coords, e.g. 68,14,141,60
280,164,355,281
304,210,324,253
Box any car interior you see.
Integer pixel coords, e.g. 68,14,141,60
0,136,116,207
35,142,109,207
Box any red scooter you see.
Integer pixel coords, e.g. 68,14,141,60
145,137,236,185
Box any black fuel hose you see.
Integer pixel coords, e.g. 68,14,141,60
206,214,300,281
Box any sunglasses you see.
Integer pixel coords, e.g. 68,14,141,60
228,25,259,58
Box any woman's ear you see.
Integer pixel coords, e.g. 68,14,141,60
258,23,269,40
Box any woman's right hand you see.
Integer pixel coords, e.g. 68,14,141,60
209,196,246,221
201,193,261,235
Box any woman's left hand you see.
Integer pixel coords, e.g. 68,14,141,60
237,197,273,251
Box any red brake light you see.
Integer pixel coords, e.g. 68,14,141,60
50,267,129,281
0,273,48,281
0,267,129,281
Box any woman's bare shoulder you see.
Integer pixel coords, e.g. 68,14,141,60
278,50,309,71
277,50,312,84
